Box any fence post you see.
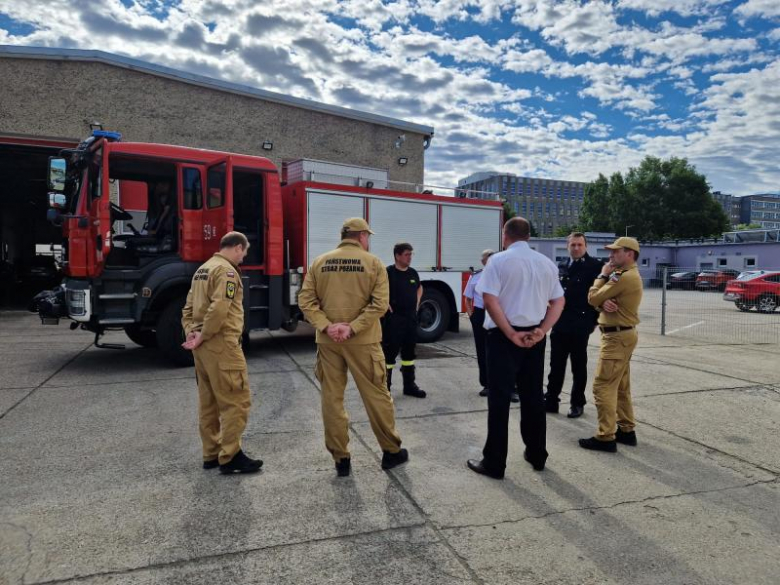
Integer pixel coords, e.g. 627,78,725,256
661,266,668,336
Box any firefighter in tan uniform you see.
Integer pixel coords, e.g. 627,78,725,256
579,237,643,453
298,218,408,478
181,231,263,474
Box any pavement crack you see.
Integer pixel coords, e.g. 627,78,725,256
26,524,429,585
0,343,92,423
1,521,34,585
440,477,779,532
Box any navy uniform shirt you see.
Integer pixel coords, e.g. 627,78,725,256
553,253,603,335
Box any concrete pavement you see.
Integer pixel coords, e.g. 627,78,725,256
0,310,778,584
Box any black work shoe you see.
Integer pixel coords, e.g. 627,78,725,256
403,386,427,399
544,401,559,413
578,437,617,452
219,449,263,474
479,387,489,397
510,391,520,403
381,448,409,470
466,459,504,479
202,458,219,470
335,457,351,477
523,450,546,471
615,428,638,446
567,405,584,418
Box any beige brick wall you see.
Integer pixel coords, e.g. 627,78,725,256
0,58,427,186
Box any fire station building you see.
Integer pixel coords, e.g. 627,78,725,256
0,45,434,306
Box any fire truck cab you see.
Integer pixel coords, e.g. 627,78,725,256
36,131,290,365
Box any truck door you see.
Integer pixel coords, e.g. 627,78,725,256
86,145,111,276
204,158,233,255
180,165,204,260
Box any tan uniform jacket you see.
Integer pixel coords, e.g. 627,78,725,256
181,253,245,350
587,264,643,327
298,240,389,345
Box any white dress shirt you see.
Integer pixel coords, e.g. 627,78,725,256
476,241,564,329
464,270,485,309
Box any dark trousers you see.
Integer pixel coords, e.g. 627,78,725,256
483,327,547,473
546,329,591,407
469,308,488,388
381,313,417,366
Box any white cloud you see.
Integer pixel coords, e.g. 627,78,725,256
617,0,731,17
734,0,780,21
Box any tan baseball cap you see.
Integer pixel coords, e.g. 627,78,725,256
605,236,640,253
341,217,374,234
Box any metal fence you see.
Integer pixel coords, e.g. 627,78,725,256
636,266,780,344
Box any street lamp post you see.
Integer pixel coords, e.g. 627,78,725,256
625,225,634,236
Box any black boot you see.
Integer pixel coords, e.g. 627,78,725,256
401,365,426,398
219,449,264,474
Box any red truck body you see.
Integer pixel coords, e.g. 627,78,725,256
36,133,502,365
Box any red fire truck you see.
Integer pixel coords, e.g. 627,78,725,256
34,131,502,365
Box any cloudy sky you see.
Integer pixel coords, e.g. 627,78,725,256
1,0,779,195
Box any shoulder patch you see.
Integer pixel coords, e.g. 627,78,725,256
410,279,416,284
226,281,236,299
226,271,235,278
610,272,621,283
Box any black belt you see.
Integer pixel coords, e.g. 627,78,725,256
600,325,634,333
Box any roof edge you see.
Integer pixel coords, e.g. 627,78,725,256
0,45,435,137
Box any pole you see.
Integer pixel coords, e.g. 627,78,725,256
661,266,668,336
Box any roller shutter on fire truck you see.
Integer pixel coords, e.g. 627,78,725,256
368,198,438,269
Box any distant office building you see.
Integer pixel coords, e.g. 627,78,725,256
456,172,587,236
739,194,780,229
711,191,741,227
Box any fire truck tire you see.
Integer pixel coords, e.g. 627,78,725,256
124,324,157,348
416,288,450,343
157,299,194,367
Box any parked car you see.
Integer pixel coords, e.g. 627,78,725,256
723,271,780,312
666,271,699,290
696,269,740,291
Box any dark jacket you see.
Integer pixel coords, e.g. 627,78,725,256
553,253,603,335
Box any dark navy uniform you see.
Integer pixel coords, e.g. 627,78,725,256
545,253,603,410
382,265,425,397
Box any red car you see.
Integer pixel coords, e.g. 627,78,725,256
723,271,780,312
696,269,740,291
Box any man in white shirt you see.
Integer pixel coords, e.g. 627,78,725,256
463,249,494,397
467,217,565,478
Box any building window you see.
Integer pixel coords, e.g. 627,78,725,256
718,258,727,267
744,257,756,267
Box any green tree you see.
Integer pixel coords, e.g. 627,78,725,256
735,223,761,230
502,200,515,220
580,157,729,240
579,174,611,232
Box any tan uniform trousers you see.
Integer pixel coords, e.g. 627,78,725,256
592,329,638,441
315,342,402,461
194,345,251,464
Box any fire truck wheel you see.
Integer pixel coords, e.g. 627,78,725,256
417,288,450,343
157,299,194,367
124,324,158,348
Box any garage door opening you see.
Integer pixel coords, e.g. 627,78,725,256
0,140,76,308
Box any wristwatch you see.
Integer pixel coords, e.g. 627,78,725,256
597,274,610,280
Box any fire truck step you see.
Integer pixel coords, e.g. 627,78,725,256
98,318,136,325
99,293,137,300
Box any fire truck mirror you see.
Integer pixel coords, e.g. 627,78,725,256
48,158,66,192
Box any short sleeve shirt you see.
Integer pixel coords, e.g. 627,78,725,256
387,265,421,315
476,241,564,329
464,271,485,309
